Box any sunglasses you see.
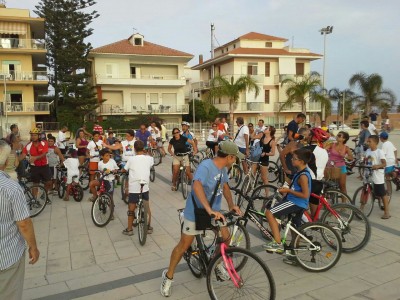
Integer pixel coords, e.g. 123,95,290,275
291,157,301,161
173,131,180,134
248,125,253,128
337,134,343,138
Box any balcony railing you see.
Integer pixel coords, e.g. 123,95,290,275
6,102,51,113
95,74,185,86
129,74,182,80
192,74,263,91
274,74,306,85
273,102,321,112
0,71,48,82
0,38,46,50
100,104,189,115
237,102,265,111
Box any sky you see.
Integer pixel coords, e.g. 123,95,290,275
10,0,400,103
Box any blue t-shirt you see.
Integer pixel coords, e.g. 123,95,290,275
135,130,151,144
184,159,229,222
182,131,194,147
287,168,312,209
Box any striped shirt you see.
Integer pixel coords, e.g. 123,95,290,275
0,171,30,270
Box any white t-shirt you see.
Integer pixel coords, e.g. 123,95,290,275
255,125,266,135
368,123,377,135
87,140,103,162
313,145,329,180
381,140,397,167
57,131,67,149
121,139,136,161
234,125,249,149
223,122,229,132
124,155,154,193
364,148,386,184
207,129,223,142
148,126,160,139
98,159,119,181
63,157,80,184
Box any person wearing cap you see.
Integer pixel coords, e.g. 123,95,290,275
160,140,243,297
379,132,398,190
180,121,198,148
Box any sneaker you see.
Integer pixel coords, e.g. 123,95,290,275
160,269,173,297
46,198,52,205
283,256,298,266
88,196,97,202
122,228,134,236
263,242,284,254
147,225,153,234
215,263,230,281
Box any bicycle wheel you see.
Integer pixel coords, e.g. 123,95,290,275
72,185,84,202
352,186,374,217
26,185,47,218
320,203,371,253
138,201,148,245
120,173,129,204
183,237,207,278
79,168,90,190
191,158,200,173
267,161,280,183
228,164,242,189
207,247,276,300
58,182,66,199
236,175,251,209
91,193,114,227
152,149,162,166
324,189,353,205
294,222,342,272
149,166,155,182
181,169,189,200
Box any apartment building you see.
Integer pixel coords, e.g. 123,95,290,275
0,2,50,136
191,32,322,127
88,33,193,124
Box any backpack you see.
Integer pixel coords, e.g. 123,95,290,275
249,134,264,162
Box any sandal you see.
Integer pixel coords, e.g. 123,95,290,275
147,225,153,234
381,215,391,219
63,196,69,201
88,196,97,202
122,228,134,236
171,185,177,191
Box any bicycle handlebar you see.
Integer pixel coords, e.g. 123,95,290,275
211,210,238,223
355,165,384,169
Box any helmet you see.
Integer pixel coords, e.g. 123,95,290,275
181,121,190,127
30,128,41,134
310,128,330,144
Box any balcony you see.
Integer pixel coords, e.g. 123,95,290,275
95,74,186,86
5,102,51,115
214,102,265,113
191,74,263,91
0,71,48,84
99,104,189,115
0,38,46,51
274,74,305,85
273,102,321,112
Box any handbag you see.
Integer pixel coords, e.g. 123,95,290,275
192,172,222,230
250,141,262,162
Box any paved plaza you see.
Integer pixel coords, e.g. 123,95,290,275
22,135,400,300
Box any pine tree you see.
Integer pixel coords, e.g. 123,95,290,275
35,0,100,131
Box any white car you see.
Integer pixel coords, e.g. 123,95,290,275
328,123,351,131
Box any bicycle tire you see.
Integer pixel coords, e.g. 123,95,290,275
320,203,371,253
120,173,129,204
181,169,189,200
79,168,90,190
324,189,353,205
352,186,374,217
228,164,242,189
58,182,66,199
207,247,276,300
138,201,148,245
152,149,162,166
267,161,280,183
294,222,342,272
183,237,207,278
236,175,251,209
149,166,155,182
91,193,114,227
73,185,84,202
26,185,47,218
191,158,199,173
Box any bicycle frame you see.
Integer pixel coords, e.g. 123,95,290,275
303,193,341,222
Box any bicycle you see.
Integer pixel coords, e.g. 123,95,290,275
172,151,194,199
91,171,117,227
148,143,162,166
227,159,243,189
135,179,150,245
232,188,342,272
178,210,276,300
56,166,84,202
352,165,391,217
19,177,48,218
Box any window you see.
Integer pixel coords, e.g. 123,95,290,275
233,44,236,49
130,66,136,78
264,90,270,104
247,63,258,75
105,63,117,78
296,63,304,76
265,62,270,77
134,38,142,46
150,93,158,104
265,42,272,47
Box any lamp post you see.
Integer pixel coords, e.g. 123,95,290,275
319,25,333,121
342,91,345,128
3,75,7,137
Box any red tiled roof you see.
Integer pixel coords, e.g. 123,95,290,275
238,32,288,42
91,39,193,57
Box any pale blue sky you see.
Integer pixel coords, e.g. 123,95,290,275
11,0,400,103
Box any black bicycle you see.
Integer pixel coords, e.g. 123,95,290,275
19,178,48,217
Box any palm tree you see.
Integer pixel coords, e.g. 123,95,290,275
328,88,355,122
349,72,396,115
209,75,260,131
280,72,324,115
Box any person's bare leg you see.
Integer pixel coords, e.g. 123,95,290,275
166,234,194,279
339,173,347,202
265,211,281,243
172,164,180,188
127,203,136,231
382,195,390,218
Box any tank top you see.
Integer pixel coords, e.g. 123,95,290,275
47,146,60,167
287,168,312,209
259,136,273,164
328,143,346,167
77,138,89,156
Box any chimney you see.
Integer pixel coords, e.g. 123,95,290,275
199,55,203,64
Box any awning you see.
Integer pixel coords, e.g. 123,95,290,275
0,22,27,34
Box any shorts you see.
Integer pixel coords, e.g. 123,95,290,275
67,172,80,184
49,166,57,179
339,166,347,174
89,162,98,175
238,147,246,155
309,180,323,205
60,148,67,155
30,165,51,183
270,200,304,227
128,191,149,204
104,180,114,195
206,141,218,149
173,154,190,167
385,166,395,174
181,218,227,236
373,183,386,197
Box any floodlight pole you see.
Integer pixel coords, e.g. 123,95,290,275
319,25,333,121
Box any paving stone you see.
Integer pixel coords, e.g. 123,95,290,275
23,275,48,290
361,277,400,298
66,268,133,290
46,265,104,284
94,253,120,264
46,257,71,275
69,234,92,253
357,262,400,285
363,250,400,268
47,240,70,260
99,252,160,272
323,261,376,282
74,284,142,300
276,275,334,299
22,282,69,300
71,250,96,269
133,281,193,299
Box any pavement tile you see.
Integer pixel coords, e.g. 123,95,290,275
74,284,142,300
71,250,96,269
99,252,160,272
285,294,317,300
46,265,104,284
357,262,400,285
47,240,70,260
133,281,193,300
276,274,334,299
94,253,120,264
362,250,400,268
361,277,400,299
322,261,376,282
23,275,49,290
22,282,69,300
46,257,71,274
25,265,46,279
69,234,92,253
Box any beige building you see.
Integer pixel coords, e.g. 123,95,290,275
0,2,50,136
191,32,322,128
88,33,193,124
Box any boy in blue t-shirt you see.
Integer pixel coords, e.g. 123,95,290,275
263,148,312,254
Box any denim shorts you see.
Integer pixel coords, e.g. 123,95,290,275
339,166,347,174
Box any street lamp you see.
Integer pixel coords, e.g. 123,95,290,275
319,25,333,121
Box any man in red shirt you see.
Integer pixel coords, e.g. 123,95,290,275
19,128,52,198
